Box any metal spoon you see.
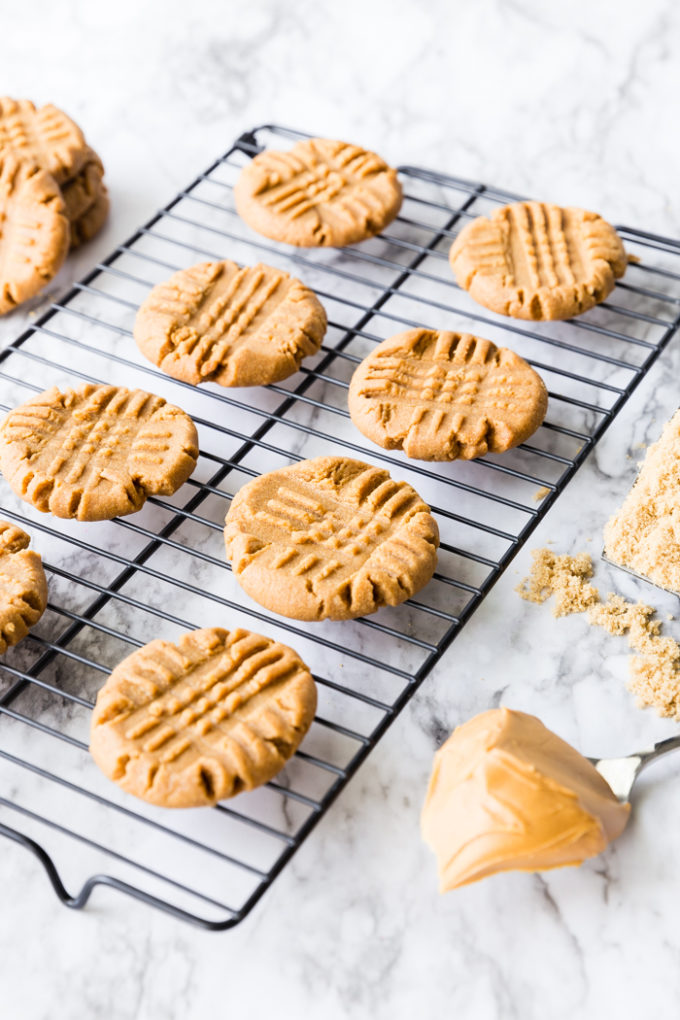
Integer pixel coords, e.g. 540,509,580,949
589,735,680,802
601,551,680,599
592,555,680,798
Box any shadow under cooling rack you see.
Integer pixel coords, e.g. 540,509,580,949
0,123,679,930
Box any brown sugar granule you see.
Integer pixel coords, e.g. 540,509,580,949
516,548,599,616
518,550,680,720
604,411,680,595
587,593,656,637
588,594,680,719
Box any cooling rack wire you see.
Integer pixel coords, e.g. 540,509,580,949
0,124,678,929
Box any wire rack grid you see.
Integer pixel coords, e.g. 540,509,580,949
0,123,679,931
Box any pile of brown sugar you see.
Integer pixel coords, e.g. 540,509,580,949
517,549,680,719
604,410,680,595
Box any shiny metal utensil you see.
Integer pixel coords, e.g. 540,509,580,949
589,735,680,802
593,555,680,800
601,551,680,600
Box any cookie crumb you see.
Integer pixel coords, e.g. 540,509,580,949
533,486,551,501
516,548,599,616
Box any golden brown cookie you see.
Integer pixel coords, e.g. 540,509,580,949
348,329,548,461
0,521,47,654
89,626,317,808
68,182,109,249
224,456,439,621
134,260,327,387
60,146,105,224
234,138,402,247
0,383,198,521
0,153,70,314
449,201,627,320
0,97,87,186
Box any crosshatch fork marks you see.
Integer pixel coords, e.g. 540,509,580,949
449,200,628,320
134,259,326,387
224,456,439,621
0,96,87,185
89,627,317,808
0,520,47,654
348,330,548,461
234,138,403,246
0,383,199,521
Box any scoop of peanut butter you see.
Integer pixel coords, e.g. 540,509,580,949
421,708,630,891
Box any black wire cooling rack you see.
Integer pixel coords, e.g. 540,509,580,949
0,124,679,931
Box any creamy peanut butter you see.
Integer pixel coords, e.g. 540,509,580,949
421,708,630,891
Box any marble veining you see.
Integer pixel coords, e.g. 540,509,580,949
0,0,680,1017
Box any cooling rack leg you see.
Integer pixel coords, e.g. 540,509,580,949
0,820,240,929
0,820,83,908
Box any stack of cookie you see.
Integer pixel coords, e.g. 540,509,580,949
0,97,109,314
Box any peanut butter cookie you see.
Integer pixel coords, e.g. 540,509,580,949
60,147,105,224
224,456,439,621
348,329,548,460
0,153,70,314
234,138,402,247
68,182,109,249
134,260,327,387
90,626,317,808
60,145,109,247
0,521,47,653
0,383,198,521
0,97,87,186
449,201,627,320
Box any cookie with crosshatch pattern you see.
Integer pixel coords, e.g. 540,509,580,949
449,201,627,321
0,152,70,314
89,626,317,808
0,383,198,521
134,259,327,387
0,520,47,654
224,456,439,621
0,97,88,186
348,329,548,461
234,138,403,247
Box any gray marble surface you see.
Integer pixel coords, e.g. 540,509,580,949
1,1,680,1017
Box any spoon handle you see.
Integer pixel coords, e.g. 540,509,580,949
639,734,680,769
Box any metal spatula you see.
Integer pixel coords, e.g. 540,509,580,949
589,734,680,801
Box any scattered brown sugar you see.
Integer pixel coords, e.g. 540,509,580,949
517,549,680,720
604,411,680,595
589,594,680,718
533,485,551,501
588,593,656,636
516,548,599,616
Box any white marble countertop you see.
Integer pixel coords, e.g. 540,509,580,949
1,1,680,1017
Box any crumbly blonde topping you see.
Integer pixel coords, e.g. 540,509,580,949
517,549,680,719
604,411,680,594
516,548,599,616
